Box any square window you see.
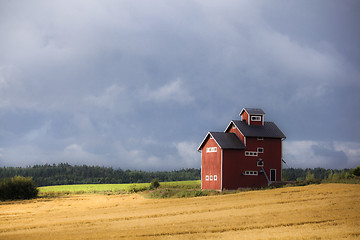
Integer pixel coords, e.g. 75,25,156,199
206,147,217,153
205,175,209,181
257,147,264,153
251,116,261,121
214,175,217,181
257,159,264,167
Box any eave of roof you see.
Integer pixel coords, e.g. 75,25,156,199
197,132,246,151
240,107,266,116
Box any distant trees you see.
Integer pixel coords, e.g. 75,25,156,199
0,176,38,200
352,166,360,176
0,164,358,188
0,164,201,187
281,167,353,181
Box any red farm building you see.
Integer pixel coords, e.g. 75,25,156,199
198,108,286,190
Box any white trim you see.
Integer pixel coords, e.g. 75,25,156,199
210,175,213,181
251,116,261,121
257,159,264,167
206,147,217,153
245,151,258,156
224,120,238,133
224,120,247,147
201,151,203,189
198,132,222,151
197,132,211,151
221,149,223,190
244,171,258,176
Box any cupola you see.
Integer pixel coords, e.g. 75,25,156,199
239,108,265,126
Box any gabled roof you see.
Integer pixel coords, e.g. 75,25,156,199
231,120,286,139
240,108,265,116
197,132,246,151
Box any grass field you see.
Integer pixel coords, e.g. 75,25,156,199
38,180,201,196
1,183,359,239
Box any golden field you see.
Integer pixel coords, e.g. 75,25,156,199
0,183,359,239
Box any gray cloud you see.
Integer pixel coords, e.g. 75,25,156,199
0,0,359,169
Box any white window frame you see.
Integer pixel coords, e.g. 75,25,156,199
244,171,258,176
206,147,217,153
257,137,264,140
210,175,213,181
245,151,258,157
257,159,264,167
214,175,217,181
257,147,264,153
205,175,209,181
251,116,261,121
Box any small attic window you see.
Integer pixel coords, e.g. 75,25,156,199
251,116,261,121
232,124,236,129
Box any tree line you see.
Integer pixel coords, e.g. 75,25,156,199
0,163,201,187
0,163,357,187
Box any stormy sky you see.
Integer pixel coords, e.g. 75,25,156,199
1,0,359,170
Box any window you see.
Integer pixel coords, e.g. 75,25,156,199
205,175,209,181
244,171,258,176
251,116,261,121
214,175,217,181
257,147,264,153
257,159,264,167
245,151,258,156
206,147,217,153
210,175,213,181
232,124,236,129
257,137,264,140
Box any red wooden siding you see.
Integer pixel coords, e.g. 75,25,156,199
200,108,284,190
226,123,245,143
249,115,263,126
201,137,222,190
241,111,249,124
240,111,263,126
245,137,282,182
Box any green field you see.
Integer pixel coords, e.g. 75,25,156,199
38,180,201,197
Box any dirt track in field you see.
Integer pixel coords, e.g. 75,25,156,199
1,184,359,239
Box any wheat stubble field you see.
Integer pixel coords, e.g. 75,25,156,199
1,183,359,239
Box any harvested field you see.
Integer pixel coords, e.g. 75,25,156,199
1,183,359,239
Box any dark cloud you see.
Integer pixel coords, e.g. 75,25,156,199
0,0,359,169
311,144,349,169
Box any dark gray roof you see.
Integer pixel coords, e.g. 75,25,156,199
198,132,246,150
232,120,286,139
241,108,265,115
210,132,246,149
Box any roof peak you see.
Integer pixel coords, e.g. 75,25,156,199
240,108,265,115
